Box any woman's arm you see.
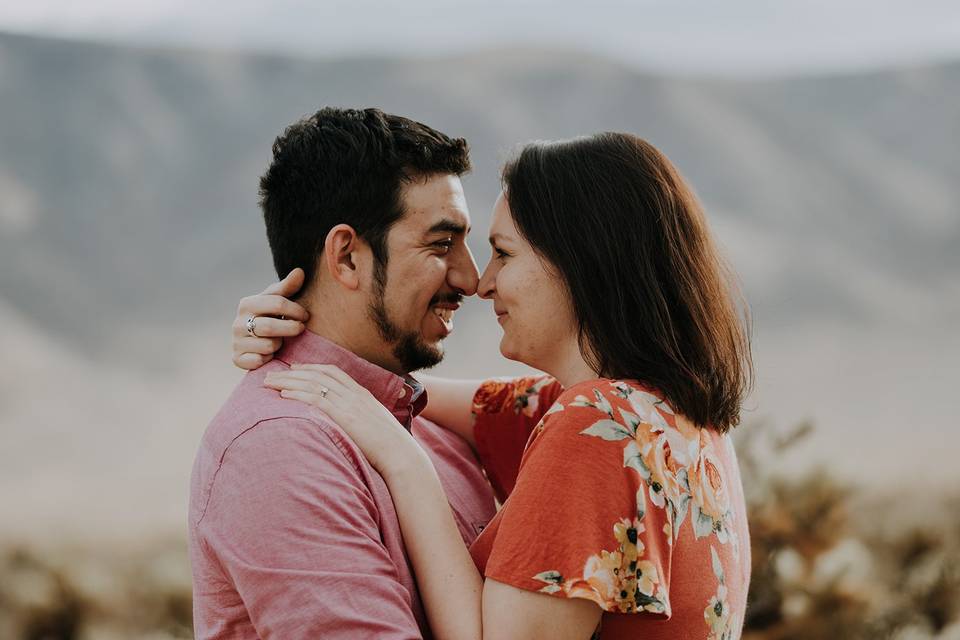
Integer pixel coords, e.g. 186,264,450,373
418,374,485,448
384,452,486,640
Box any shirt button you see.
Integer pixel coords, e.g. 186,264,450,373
398,387,407,398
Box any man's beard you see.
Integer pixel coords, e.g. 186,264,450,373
367,259,456,373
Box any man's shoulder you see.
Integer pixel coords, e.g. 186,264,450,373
189,363,370,527
194,363,365,481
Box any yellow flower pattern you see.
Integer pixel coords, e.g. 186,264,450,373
534,517,669,614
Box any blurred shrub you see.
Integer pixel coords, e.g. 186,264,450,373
1,422,958,639
0,538,192,639
736,422,960,640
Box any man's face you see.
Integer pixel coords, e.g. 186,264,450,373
367,174,479,372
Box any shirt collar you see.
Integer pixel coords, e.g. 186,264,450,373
275,330,428,428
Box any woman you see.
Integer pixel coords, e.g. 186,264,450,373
233,133,752,639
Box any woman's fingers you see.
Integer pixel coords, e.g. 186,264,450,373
264,370,347,397
263,268,305,297
263,378,322,395
234,352,273,370
231,270,308,372
265,375,339,397
234,335,283,355
279,389,331,411
237,294,309,323
234,316,304,339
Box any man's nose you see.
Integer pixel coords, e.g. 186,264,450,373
448,244,480,297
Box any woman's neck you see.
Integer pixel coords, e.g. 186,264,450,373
544,338,600,389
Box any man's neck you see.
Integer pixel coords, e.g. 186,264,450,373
301,294,406,377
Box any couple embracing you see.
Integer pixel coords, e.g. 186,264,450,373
189,107,753,639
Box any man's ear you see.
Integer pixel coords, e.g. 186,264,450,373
322,224,368,290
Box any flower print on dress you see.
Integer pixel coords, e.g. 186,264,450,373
470,376,749,638
704,546,738,640
579,382,735,551
472,375,558,418
691,434,735,550
533,517,670,615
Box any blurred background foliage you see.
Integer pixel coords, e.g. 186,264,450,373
2,422,958,640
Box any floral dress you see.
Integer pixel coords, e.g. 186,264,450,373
468,376,750,640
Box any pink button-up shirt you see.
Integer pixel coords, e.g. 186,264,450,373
189,331,496,639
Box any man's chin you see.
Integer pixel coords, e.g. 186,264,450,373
393,334,444,372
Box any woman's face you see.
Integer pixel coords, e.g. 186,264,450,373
478,192,580,373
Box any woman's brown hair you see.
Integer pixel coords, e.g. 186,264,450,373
502,133,752,432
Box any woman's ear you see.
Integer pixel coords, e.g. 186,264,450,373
322,224,368,290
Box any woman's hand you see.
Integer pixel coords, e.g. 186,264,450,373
264,364,426,477
233,269,309,370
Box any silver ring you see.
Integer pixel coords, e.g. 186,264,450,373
319,386,329,399
246,316,258,337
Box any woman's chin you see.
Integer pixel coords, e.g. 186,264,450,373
498,339,528,367
498,338,516,362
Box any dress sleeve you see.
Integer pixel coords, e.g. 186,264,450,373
470,375,565,502
482,380,673,617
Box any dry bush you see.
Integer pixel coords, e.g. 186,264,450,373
736,422,960,640
0,538,192,640
2,422,958,639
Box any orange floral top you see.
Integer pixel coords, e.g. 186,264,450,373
469,376,750,640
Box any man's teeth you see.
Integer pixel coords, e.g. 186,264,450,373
433,307,454,325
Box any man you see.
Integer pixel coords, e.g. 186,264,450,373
189,107,496,638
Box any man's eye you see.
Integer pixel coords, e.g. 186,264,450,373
435,239,453,253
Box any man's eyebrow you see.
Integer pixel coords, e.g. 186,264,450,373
426,219,469,235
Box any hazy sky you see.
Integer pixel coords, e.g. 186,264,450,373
2,0,959,75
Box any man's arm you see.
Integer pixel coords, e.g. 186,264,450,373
195,417,423,639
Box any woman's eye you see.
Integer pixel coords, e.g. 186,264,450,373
494,247,510,260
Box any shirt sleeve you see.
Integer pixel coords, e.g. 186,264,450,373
195,417,423,639
482,380,673,617
471,375,565,502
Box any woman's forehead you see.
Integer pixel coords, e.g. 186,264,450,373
488,195,519,239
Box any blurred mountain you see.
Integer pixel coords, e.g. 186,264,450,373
1,31,959,538
1,30,958,364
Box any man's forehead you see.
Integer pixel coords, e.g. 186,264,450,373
400,175,471,231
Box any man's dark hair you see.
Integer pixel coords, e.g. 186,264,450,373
259,107,471,293
502,133,753,432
